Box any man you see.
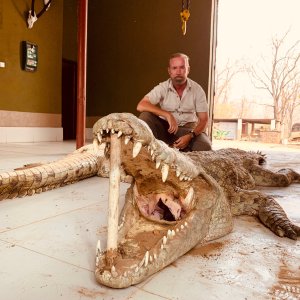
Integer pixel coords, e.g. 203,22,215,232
137,53,212,151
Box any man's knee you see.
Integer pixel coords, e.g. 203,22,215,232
139,111,155,123
192,134,212,151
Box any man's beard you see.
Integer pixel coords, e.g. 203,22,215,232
173,76,186,85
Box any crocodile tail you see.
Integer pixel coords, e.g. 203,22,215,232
0,151,100,201
258,196,300,240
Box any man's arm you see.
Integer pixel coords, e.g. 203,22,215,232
173,112,209,150
137,97,167,117
193,112,208,136
137,97,178,133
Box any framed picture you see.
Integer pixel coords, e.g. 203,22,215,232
22,41,38,72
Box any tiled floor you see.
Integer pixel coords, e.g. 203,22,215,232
0,140,299,300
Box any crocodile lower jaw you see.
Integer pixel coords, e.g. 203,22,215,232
92,113,217,288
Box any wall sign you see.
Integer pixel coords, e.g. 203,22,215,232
22,41,38,72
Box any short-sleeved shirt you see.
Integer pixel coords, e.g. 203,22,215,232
145,78,208,126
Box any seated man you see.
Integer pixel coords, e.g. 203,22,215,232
136,52,212,151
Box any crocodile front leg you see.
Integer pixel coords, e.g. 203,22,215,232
258,196,300,240
231,188,300,240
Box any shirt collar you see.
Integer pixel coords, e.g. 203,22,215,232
168,78,191,91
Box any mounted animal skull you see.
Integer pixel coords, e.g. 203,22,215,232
27,0,52,29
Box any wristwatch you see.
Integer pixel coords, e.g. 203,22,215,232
189,130,196,139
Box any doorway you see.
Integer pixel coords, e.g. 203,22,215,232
62,59,77,140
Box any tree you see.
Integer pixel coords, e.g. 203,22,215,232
282,78,300,136
248,31,300,137
214,60,241,104
214,60,242,119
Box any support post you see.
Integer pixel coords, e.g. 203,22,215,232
76,0,88,149
106,134,121,266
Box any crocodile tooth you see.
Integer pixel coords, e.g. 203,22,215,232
123,271,127,277
167,229,172,238
96,240,101,255
161,164,169,182
97,132,102,143
111,128,115,134
172,230,176,236
103,271,111,280
184,221,188,227
176,228,179,232
150,149,154,156
111,266,118,277
179,174,184,181
93,139,99,152
95,256,99,267
133,141,142,158
181,224,185,230
149,255,153,263
139,256,145,267
157,151,168,161
161,244,164,250
144,251,149,267
155,159,161,169
125,136,131,145
117,131,123,138
106,128,109,133
163,235,167,245
135,266,139,273
154,253,157,260
184,187,194,209
104,143,109,155
176,169,181,177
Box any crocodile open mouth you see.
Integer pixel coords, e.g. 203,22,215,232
92,113,219,288
134,182,194,222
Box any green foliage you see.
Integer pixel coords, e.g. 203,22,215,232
213,128,230,140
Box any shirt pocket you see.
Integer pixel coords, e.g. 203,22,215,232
160,90,179,112
179,98,195,113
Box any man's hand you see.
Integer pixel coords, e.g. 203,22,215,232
165,112,178,134
173,134,192,150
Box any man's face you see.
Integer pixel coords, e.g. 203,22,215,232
168,56,190,86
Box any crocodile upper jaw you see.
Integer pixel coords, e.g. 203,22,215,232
92,113,222,288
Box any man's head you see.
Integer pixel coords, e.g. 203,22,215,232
168,53,190,86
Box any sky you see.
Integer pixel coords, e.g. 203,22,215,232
216,0,300,113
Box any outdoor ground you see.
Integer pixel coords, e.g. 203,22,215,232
0,140,299,300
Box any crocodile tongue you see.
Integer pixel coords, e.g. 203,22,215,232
135,191,182,221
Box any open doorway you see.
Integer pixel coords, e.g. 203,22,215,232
62,59,77,140
212,0,300,143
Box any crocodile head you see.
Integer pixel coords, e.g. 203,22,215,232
93,113,231,288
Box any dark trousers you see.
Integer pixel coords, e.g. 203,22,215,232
139,112,212,151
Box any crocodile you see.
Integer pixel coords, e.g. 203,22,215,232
0,112,299,289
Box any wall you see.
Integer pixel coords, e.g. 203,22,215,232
0,0,63,129
86,0,212,124
0,0,213,142
62,0,77,61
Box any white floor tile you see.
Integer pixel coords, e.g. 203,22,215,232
0,241,138,300
0,140,299,300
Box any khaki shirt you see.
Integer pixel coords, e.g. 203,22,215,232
145,78,208,126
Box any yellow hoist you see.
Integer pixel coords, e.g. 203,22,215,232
180,0,190,35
